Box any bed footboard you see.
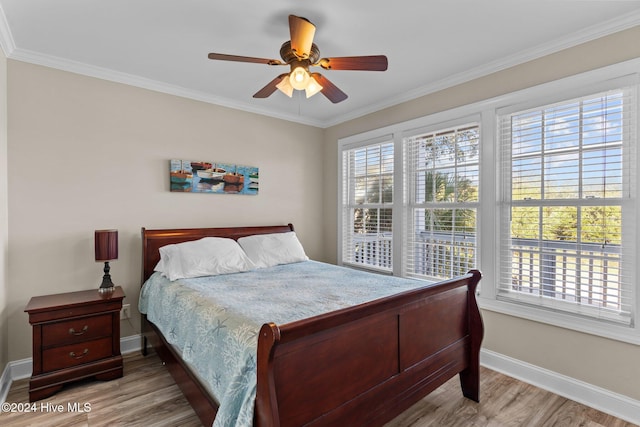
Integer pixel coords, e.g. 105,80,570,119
255,270,482,427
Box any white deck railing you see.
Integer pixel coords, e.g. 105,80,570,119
350,233,622,310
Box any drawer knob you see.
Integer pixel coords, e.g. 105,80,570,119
68,325,89,336
69,349,89,359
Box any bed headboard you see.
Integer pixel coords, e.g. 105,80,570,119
141,224,295,284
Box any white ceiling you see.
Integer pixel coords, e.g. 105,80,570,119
1,1,639,128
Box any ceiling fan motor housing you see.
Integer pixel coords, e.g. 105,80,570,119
280,41,320,64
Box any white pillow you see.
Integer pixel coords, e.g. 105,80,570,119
154,237,255,280
237,232,308,268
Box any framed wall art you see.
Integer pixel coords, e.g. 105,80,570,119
170,159,259,195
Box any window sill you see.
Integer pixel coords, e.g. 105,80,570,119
339,261,393,276
478,296,640,345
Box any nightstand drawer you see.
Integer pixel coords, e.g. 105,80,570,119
42,314,111,347
43,337,113,371
25,286,125,401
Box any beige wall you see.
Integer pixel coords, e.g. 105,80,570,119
4,23,640,404
6,60,324,361
323,26,640,400
0,45,8,369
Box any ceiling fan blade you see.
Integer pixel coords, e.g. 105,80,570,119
312,73,348,104
317,55,388,71
289,15,316,59
208,53,284,66
253,74,289,98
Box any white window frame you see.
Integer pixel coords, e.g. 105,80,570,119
489,70,640,344
402,120,481,281
339,134,401,275
338,115,482,278
337,58,640,345
340,136,395,273
496,86,635,327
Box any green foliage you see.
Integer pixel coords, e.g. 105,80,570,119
510,185,622,244
421,171,477,232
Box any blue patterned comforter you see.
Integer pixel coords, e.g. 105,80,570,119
138,260,430,427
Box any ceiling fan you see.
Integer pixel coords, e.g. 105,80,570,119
207,15,388,104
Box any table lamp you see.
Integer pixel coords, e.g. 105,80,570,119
95,229,118,293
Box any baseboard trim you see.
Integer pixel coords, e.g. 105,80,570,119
120,333,142,355
0,359,12,404
0,334,142,403
2,338,638,424
480,348,640,425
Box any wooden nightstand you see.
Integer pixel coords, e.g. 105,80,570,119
24,286,125,402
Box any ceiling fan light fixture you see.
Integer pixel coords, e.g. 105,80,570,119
208,15,387,104
289,66,310,90
276,76,294,97
305,76,323,98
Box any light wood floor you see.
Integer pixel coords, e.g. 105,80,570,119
1,352,635,427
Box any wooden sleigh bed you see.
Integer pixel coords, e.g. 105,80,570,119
140,224,483,427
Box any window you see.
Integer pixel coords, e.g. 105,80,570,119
404,124,480,281
341,140,394,271
338,60,640,343
498,88,636,325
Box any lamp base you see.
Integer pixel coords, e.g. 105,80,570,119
99,261,115,293
99,284,115,294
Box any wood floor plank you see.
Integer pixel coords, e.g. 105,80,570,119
1,352,635,426
2,352,200,427
383,367,636,427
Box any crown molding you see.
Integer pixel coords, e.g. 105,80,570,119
322,10,640,128
0,2,324,128
7,46,326,128
0,4,15,57
0,5,638,128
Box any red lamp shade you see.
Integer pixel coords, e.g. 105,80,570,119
95,230,118,261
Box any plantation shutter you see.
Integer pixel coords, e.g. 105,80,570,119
403,124,480,281
341,140,394,271
498,87,637,325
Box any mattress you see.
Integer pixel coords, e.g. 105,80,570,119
139,260,429,427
